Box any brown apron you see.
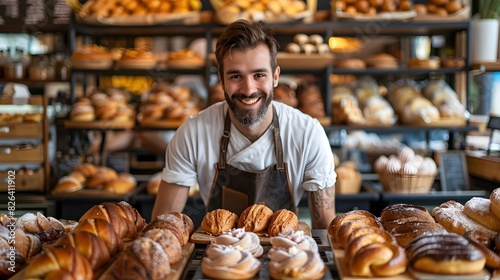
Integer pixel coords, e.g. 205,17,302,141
207,106,296,216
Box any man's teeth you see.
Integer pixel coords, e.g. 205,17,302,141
241,98,259,105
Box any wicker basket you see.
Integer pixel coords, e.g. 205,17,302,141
378,172,437,194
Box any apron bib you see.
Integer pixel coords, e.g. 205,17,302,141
207,106,295,216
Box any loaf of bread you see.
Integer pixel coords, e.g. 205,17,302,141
328,210,383,249
390,221,446,248
380,203,436,231
237,204,273,233
464,197,500,232
406,232,486,275
489,188,500,221
267,209,299,237
72,218,124,256
212,228,264,258
143,212,192,246
201,244,261,280
52,175,83,193
201,209,239,236
140,228,182,264
79,201,146,240
24,246,93,280
109,237,171,279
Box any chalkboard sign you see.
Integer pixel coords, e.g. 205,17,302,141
439,151,470,191
488,116,500,130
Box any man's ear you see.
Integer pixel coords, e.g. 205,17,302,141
273,66,281,87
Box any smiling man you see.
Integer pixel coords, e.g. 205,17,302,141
152,19,336,229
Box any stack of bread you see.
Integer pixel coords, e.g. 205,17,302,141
212,0,309,25
355,76,397,126
365,53,399,69
414,0,466,17
334,161,362,194
201,205,299,237
331,84,365,125
79,0,202,18
0,112,43,124
109,211,194,279
422,79,468,121
69,88,135,123
374,146,438,193
53,163,137,194
116,48,158,69
21,201,145,279
332,0,414,15
268,230,327,279
387,81,441,125
295,81,327,120
284,34,331,55
140,82,201,123
273,83,298,108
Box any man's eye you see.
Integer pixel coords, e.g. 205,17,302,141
256,73,265,78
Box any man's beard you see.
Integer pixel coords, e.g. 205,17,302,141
225,89,273,127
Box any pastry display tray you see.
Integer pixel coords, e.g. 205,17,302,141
190,220,311,245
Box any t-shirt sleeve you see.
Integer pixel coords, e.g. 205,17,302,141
300,121,336,191
161,120,198,188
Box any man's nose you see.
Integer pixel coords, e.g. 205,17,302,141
241,77,257,95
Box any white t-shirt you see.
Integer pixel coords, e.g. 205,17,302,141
161,101,336,207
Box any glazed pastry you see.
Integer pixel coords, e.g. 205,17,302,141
213,228,264,258
268,209,299,237
201,244,261,280
406,232,486,275
380,204,435,231
464,230,500,269
201,209,239,236
238,204,273,233
390,221,446,248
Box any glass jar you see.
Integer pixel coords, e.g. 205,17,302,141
29,56,55,81
4,61,25,80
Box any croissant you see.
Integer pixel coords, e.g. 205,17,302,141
16,212,65,244
109,237,171,280
79,201,146,240
14,228,42,260
24,246,93,280
52,231,111,270
344,227,407,277
72,218,123,256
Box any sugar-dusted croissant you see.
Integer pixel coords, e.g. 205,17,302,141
24,246,93,280
109,237,171,279
79,201,146,240
72,218,123,256
14,228,42,260
16,212,65,244
52,230,111,270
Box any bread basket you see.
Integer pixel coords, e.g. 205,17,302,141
378,172,437,194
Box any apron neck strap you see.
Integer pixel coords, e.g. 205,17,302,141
219,105,285,169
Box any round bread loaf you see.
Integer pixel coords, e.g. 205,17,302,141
201,209,238,236
237,204,273,233
380,204,435,231
267,209,299,237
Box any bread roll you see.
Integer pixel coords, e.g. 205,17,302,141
86,167,118,189
16,212,65,244
201,209,239,236
380,204,435,231
102,173,136,194
406,232,486,275
328,210,383,249
489,188,500,220
390,221,446,248
237,204,273,233
53,176,83,193
432,200,497,239
267,209,299,237
464,197,500,232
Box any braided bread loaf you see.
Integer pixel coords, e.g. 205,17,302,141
79,201,146,240
73,218,124,255
24,246,93,280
